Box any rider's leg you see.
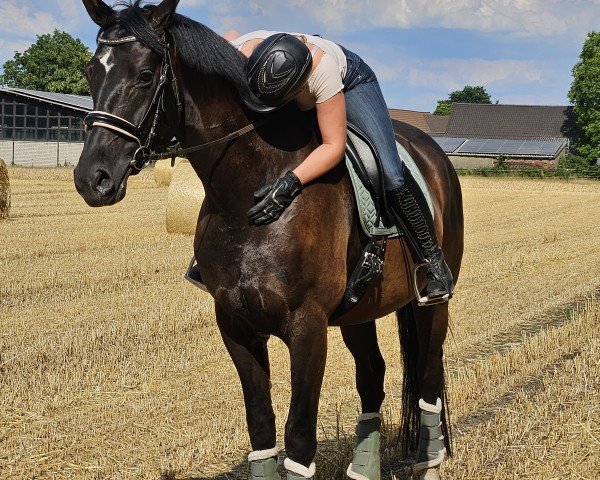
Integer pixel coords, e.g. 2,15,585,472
344,78,453,301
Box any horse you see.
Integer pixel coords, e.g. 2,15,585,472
74,1,464,479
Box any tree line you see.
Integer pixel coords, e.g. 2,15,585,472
0,29,598,161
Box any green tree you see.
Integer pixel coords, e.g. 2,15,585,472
568,31,600,161
433,85,493,115
0,30,92,95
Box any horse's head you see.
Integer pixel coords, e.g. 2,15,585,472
75,0,182,206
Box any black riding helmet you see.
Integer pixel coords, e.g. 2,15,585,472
243,33,313,113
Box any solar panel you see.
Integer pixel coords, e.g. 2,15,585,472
538,141,565,156
431,137,466,153
456,138,487,154
456,138,565,157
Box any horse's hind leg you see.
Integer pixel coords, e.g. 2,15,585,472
341,322,386,413
216,305,280,480
402,302,450,480
342,322,385,480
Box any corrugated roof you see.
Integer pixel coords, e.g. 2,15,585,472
444,103,574,140
0,87,93,112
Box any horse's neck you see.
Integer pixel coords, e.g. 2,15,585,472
180,69,248,148
179,71,264,212
180,70,316,214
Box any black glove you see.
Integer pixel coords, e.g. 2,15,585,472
247,171,303,225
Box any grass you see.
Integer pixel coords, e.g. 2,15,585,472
0,171,599,479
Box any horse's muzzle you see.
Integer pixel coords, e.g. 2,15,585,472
74,164,127,207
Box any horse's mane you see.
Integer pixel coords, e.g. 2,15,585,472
101,1,250,97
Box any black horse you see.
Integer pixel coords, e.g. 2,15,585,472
75,1,464,479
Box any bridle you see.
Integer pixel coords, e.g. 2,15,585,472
84,33,266,172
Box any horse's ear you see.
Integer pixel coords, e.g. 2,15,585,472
149,0,180,33
82,0,115,27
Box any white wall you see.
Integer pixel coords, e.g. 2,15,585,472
0,140,84,167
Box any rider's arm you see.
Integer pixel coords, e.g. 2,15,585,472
292,91,347,184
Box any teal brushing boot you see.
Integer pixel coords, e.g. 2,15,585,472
407,399,445,480
249,448,281,480
284,458,315,479
347,413,382,480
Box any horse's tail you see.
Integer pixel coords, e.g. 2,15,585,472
396,302,452,457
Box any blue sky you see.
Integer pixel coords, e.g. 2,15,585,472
0,0,597,112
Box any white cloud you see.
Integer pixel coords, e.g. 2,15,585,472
210,0,599,37
0,2,59,37
0,38,34,65
406,58,545,91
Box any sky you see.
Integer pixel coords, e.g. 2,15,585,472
0,0,598,112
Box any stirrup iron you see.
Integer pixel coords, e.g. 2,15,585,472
412,263,451,306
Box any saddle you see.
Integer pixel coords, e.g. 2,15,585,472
334,123,434,315
345,123,434,237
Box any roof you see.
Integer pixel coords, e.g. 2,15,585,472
0,87,93,112
388,109,449,134
389,109,430,132
424,114,449,134
443,103,574,140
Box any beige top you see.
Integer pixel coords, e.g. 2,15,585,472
230,30,347,111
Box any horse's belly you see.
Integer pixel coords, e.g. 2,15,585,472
330,239,414,326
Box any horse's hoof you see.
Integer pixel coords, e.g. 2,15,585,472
420,468,440,480
404,466,441,480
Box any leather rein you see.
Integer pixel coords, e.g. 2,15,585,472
84,34,263,171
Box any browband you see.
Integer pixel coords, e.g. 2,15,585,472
98,35,138,45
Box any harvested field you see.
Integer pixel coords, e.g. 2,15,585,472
0,171,598,479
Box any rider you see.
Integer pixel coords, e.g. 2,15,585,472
226,30,453,303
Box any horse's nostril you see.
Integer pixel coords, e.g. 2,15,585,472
92,169,115,196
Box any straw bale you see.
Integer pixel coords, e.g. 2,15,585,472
166,160,205,235
154,158,184,186
0,157,10,219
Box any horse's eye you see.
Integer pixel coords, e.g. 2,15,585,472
138,70,153,83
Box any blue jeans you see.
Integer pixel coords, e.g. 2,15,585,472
341,46,404,189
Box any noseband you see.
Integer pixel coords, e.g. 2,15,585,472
84,34,266,172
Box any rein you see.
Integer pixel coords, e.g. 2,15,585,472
84,33,265,171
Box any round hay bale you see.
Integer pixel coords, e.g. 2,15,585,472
154,157,184,186
166,160,205,235
0,157,11,220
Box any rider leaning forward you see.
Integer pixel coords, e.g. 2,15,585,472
224,30,454,302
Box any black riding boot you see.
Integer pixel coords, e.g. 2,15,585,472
386,176,454,304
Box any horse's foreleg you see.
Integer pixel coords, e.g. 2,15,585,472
282,307,328,479
342,322,385,480
216,305,280,479
410,302,449,480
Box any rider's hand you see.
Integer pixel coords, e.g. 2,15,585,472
247,172,303,225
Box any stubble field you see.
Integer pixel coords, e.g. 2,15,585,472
0,168,599,479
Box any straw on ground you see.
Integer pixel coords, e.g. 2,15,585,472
0,170,598,479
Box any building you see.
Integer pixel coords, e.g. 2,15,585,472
0,87,92,167
389,109,449,135
389,104,574,170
